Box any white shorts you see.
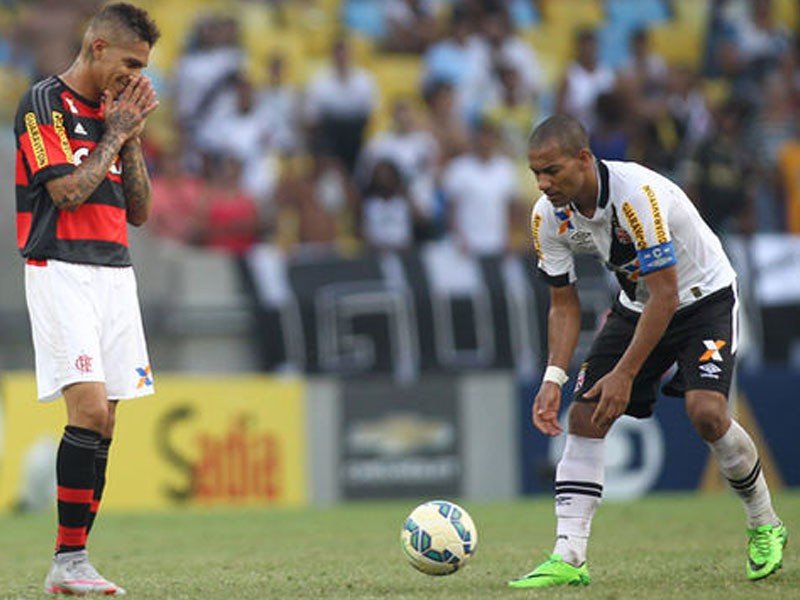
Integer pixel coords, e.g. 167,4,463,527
25,259,155,402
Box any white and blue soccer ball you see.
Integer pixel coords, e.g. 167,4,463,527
400,500,478,576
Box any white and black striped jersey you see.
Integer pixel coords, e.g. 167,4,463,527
530,160,736,312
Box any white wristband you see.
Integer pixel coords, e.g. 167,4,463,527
543,365,569,387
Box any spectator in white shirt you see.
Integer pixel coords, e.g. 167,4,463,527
304,36,378,173
423,7,491,122
483,10,544,103
195,73,279,204
358,99,440,223
618,27,668,113
172,15,244,136
441,120,521,256
360,159,417,251
255,52,301,153
557,28,616,131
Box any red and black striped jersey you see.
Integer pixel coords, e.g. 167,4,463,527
14,76,130,266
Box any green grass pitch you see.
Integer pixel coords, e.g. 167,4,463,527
1,491,798,599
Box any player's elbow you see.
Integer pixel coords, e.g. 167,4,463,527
126,202,151,227
126,209,149,227
127,214,148,227
46,178,83,210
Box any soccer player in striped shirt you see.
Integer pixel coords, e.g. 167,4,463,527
14,3,160,595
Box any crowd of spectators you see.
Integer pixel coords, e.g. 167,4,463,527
1,0,799,259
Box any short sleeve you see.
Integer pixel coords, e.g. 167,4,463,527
531,200,575,287
618,183,677,275
15,88,75,187
440,160,464,203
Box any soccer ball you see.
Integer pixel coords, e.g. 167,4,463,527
400,500,478,576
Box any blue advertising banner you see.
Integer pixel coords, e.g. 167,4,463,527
738,369,800,487
517,383,711,497
519,369,799,497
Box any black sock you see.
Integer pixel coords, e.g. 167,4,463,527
56,426,100,554
86,438,111,535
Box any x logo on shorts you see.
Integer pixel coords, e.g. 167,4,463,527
699,339,726,362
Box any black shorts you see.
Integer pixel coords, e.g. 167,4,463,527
573,285,737,419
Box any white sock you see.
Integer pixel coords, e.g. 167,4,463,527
552,435,604,566
708,420,779,528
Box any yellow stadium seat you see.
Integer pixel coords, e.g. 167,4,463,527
147,3,196,73
670,0,710,29
649,24,703,69
774,0,799,28
523,26,573,89
540,0,604,31
371,55,423,105
247,29,309,85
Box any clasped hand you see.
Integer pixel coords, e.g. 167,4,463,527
103,75,159,142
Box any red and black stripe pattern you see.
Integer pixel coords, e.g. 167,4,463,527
14,76,130,267
56,426,100,553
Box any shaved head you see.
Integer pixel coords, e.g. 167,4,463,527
84,2,160,51
529,114,590,157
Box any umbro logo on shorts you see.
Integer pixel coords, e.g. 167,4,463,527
699,363,722,379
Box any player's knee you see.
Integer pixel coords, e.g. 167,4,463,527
568,401,607,438
64,385,110,433
685,392,729,442
77,404,109,433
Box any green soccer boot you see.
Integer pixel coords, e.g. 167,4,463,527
508,554,590,589
747,522,788,581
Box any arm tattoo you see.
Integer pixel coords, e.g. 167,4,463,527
53,133,123,210
120,141,152,225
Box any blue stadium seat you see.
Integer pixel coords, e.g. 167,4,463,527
343,0,386,39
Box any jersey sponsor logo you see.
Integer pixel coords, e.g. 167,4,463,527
24,112,48,168
621,201,647,249
136,365,153,389
637,241,676,274
72,145,122,175
699,339,726,362
51,111,74,162
531,212,543,259
74,354,94,374
555,208,574,235
643,185,668,244
698,363,722,379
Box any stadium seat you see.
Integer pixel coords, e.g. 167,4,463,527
605,0,670,30
774,0,799,28
372,55,423,104
649,0,709,69
343,0,386,39
522,26,572,90
539,0,604,31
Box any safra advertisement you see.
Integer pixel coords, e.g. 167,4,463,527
0,374,307,511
